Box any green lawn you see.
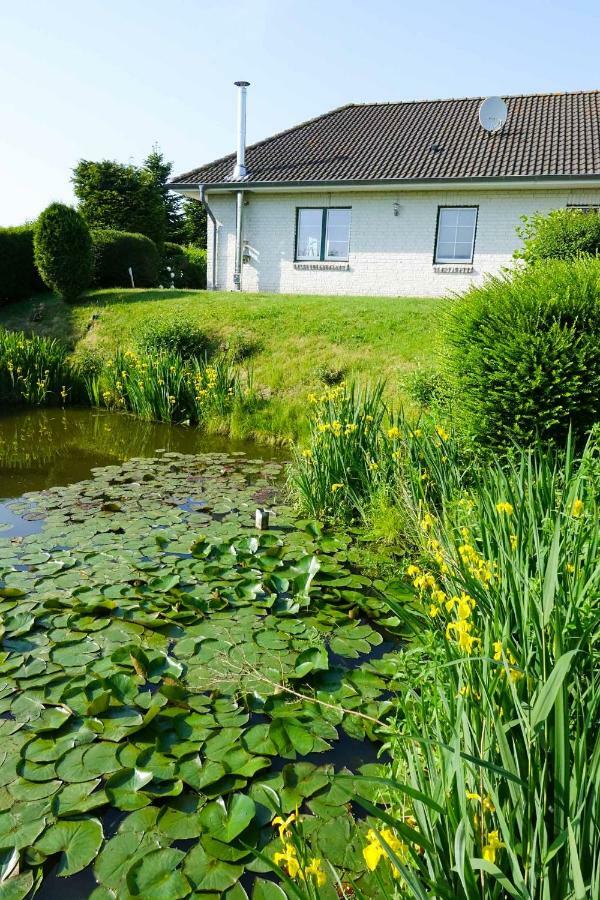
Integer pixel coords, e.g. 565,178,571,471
0,289,443,440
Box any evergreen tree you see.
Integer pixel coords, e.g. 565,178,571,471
73,160,166,246
143,145,185,244
181,197,207,248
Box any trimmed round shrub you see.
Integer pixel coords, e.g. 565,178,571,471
162,243,207,289
34,203,92,302
91,229,160,288
444,257,600,448
0,225,46,302
516,208,600,265
138,317,216,360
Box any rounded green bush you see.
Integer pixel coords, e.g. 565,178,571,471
91,229,159,288
34,203,92,303
138,317,216,360
444,257,600,448
516,208,600,265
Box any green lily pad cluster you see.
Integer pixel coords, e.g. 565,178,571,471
0,451,404,897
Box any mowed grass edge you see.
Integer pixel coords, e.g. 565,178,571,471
0,289,442,441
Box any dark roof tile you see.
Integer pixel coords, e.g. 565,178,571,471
171,90,600,186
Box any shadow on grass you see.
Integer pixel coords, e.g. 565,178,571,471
0,288,209,353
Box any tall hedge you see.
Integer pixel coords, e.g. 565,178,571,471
0,226,45,302
91,229,160,288
34,204,92,303
444,257,600,449
162,243,207,288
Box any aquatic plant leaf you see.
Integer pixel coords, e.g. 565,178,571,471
126,847,189,899
184,843,244,892
291,646,329,679
251,879,288,899
105,768,153,811
0,870,34,900
35,817,103,876
199,794,256,843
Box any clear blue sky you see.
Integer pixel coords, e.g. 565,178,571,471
1,0,598,225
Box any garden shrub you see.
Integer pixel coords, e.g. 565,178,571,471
91,229,160,288
405,366,453,412
34,203,92,302
0,225,45,302
220,332,261,362
315,363,346,386
161,243,207,288
138,316,217,360
515,207,600,264
444,257,600,448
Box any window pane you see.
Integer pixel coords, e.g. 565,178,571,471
457,208,477,226
453,243,473,260
438,226,456,243
440,209,459,227
435,207,477,262
436,242,455,260
325,209,350,260
296,209,323,259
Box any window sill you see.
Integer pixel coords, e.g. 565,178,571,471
294,262,350,271
433,263,474,274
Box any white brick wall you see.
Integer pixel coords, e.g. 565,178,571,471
206,188,600,297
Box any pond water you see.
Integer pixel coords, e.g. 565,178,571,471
0,408,287,535
0,410,400,898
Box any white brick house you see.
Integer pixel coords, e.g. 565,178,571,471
171,89,600,297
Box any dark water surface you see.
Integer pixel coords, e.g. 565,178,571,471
0,408,287,534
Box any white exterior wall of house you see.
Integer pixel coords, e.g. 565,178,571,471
206,187,600,297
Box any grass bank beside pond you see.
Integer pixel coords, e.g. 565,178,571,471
0,289,441,441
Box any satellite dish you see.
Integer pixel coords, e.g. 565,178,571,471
479,96,508,133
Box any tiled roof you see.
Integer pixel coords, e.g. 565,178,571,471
171,90,600,187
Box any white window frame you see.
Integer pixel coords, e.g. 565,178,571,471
434,206,478,264
295,207,351,262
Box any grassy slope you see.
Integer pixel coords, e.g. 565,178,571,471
0,289,442,440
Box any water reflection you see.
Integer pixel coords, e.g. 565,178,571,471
0,408,287,500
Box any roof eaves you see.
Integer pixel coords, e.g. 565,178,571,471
169,172,600,192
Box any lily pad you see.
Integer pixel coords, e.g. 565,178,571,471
35,817,103,876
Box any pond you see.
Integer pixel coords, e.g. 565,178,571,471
0,409,403,898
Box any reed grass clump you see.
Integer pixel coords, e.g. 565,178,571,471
94,348,250,426
0,328,73,406
289,379,460,523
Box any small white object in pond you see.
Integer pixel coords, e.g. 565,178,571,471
255,508,269,530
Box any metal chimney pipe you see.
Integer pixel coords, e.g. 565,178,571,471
233,80,250,179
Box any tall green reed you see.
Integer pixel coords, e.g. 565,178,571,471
366,435,600,899
0,328,73,406
95,348,247,426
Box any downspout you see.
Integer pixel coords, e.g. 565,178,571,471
233,190,244,291
199,184,217,291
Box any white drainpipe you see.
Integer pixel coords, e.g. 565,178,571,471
199,185,217,290
232,80,250,290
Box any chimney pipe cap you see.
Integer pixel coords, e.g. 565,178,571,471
234,80,250,87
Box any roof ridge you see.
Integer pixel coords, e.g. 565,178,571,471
346,88,600,107
170,102,356,185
